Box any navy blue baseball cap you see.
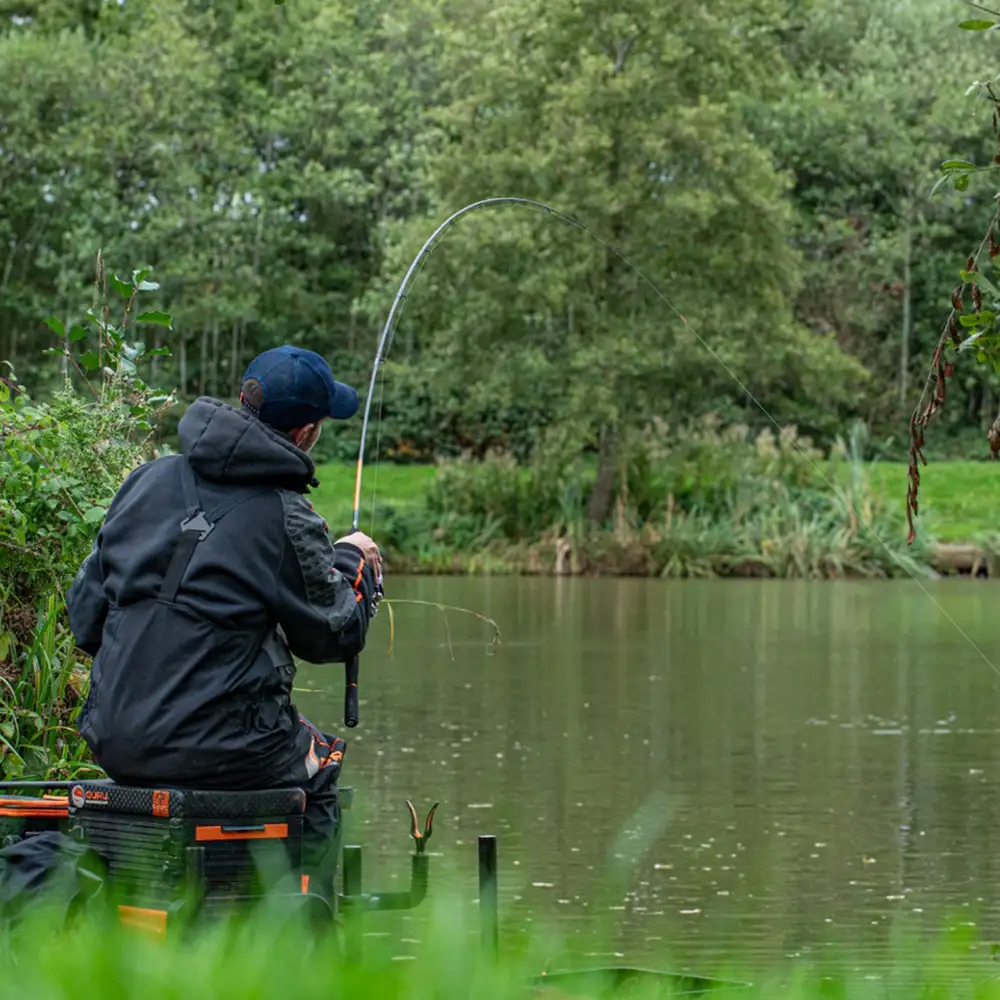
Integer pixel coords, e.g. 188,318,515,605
240,346,359,431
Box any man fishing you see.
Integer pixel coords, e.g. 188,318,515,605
65,345,382,894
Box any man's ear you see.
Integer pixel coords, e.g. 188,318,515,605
290,423,316,448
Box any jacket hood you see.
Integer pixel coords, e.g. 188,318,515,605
178,397,316,490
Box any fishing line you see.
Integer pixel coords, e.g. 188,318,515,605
348,196,999,699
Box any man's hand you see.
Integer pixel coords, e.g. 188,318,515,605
335,530,383,581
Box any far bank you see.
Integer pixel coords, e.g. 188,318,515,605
308,455,1000,580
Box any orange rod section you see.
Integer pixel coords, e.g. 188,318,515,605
351,456,363,527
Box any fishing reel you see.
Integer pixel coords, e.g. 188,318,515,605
344,564,383,729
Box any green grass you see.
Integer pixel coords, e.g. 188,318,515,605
860,460,1000,544
0,896,996,999
311,462,436,535
314,459,1000,547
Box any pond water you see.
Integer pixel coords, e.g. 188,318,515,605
295,576,1000,978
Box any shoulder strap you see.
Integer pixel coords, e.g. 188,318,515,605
159,458,270,603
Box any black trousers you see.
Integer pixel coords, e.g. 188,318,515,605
278,716,346,878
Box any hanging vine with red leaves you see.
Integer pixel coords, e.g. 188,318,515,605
907,70,1000,544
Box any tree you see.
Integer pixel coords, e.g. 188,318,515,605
756,0,997,449
371,0,867,518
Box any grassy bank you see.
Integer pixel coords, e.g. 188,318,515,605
861,461,1000,544
313,460,1000,545
310,456,1000,577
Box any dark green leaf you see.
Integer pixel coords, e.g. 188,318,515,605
955,173,971,192
136,311,172,328
110,274,133,299
147,347,171,357
42,316,65,336
942,159,976,171
959,19,996,29
3,757,24,779
68,325,88,343
79,351,101,371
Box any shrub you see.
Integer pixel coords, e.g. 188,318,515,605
0,256,175,777
412,417,931,579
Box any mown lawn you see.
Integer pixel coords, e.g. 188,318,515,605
312,459,1000,545
863,460,1000,543
310,462,436,535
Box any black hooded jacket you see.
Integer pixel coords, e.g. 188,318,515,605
66,397,377,786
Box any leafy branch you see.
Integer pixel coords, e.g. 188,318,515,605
907,70,1000,543
43,249,174,418
1,253,180,778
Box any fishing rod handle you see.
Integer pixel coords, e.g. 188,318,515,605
345,653,359,728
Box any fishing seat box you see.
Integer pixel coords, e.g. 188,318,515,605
0,794,70,845
66,781,309,905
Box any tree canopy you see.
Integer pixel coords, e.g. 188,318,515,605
1,0,995,481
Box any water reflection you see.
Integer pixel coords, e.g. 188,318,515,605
295,577,1000,975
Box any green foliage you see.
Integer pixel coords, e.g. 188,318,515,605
425,450,581,546
0,890,996,999
950,264,1000,368
4,1,1000,568
959,18,997,31
318,420,931,579
754,0,998,445
8,0,992,483
0,259,175,778
364,0,868,502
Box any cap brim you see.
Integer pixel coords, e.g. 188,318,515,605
330,381,360,420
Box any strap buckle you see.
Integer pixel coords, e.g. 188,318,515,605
180,511,215,541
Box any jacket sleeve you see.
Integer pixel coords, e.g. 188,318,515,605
274,491,377,664
66,534,108,657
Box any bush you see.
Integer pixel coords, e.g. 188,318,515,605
408,417,931,579
0,257,175,778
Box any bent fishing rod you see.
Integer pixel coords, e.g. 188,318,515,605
341,195,706,728
341,195,1000,726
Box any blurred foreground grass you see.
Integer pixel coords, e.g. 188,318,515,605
2,893,1000,1000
